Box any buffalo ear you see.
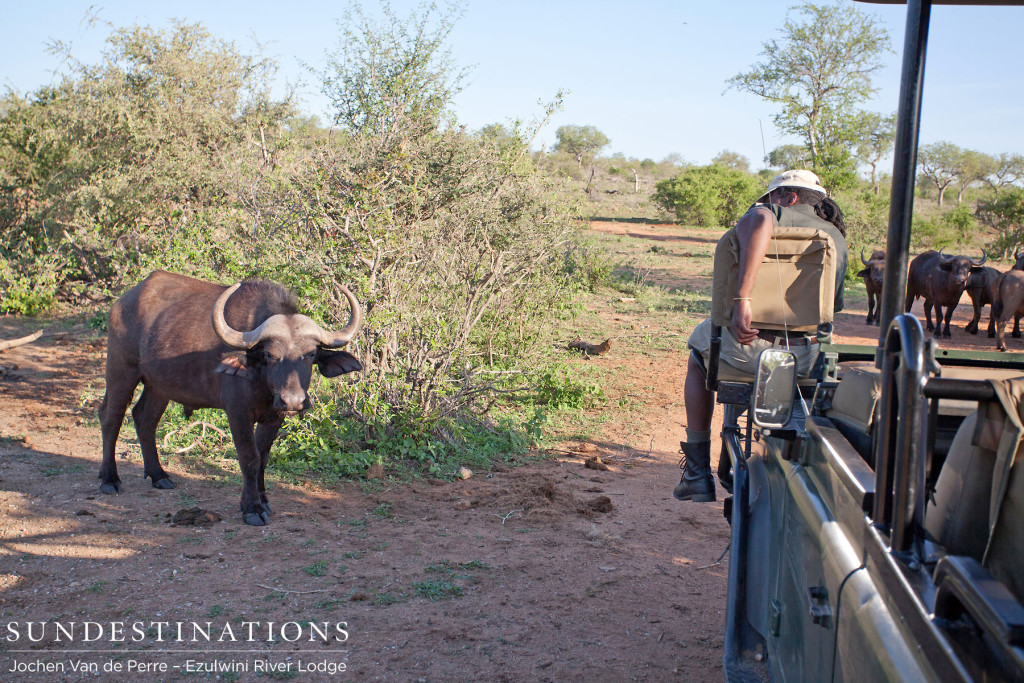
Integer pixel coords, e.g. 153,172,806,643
317,349,362,377
857,268,869,277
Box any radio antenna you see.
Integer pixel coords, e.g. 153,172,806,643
759,119,769,168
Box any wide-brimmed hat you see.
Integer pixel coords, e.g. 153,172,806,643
757,169,827,203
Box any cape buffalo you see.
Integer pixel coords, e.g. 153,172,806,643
994,270,1024,351
905,248,986,338
857,248,886,325
965,266,1002,336
98,270,363,525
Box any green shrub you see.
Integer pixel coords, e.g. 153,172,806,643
652,165,761,227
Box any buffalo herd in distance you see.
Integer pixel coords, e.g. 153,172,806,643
858,248,1024,351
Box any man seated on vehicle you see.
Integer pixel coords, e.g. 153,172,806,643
674,169,849,502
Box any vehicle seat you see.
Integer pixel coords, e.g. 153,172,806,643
826,363,1024,464
715,359,820,388
926,381,1024,605
924,410,992,561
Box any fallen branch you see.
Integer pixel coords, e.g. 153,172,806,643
492,508,523,525
255,583,331,595
0,330,44,352
162,421,228,454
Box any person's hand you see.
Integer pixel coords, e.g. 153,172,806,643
730,299,758,345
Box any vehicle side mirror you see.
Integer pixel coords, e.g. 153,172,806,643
752,348,797,429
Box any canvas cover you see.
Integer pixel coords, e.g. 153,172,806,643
711,225,836,333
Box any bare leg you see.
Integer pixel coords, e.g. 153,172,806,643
684,354,714,432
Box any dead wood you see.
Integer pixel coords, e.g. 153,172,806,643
0,330,44,352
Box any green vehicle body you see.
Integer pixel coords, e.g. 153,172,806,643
721,2,1024,681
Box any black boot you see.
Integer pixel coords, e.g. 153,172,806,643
673,440,715,502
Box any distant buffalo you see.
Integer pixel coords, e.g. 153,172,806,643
994,270,1024,351
905,249,986,338
99,271,363,526
857,248,886,326
965,266,1002,336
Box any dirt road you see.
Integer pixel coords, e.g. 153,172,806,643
0,222,1007,682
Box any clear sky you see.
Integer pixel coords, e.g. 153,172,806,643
4,1,1023,173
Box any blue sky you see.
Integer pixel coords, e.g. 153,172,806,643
4,1,1023,172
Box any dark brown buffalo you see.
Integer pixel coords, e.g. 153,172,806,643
965,266,1003,336
99,270,363,525
905,248,987,338
1015,250,1024,271
994,270,1024,351
857,248,886,325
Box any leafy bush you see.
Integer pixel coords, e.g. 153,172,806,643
1,5,609,478
977,188,1024,257
652,165,761,227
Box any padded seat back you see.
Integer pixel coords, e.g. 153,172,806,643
712,224,837,333
926,378,1024,605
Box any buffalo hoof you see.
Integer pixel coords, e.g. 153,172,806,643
244,511,269,526
240,501,271,515
943,331,952,339
99,482,122,494
152,477,176,490
874,320,881,327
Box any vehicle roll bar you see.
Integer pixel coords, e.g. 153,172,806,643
873,314,926,553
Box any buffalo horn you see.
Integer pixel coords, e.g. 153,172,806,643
937,247,952,261
314,285,362,348
970,249,987,266
212,283,269,350
861,248,870,266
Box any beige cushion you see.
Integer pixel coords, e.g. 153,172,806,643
827,363,1024,434
925,411,994,560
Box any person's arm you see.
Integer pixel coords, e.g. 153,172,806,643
730,207,775,345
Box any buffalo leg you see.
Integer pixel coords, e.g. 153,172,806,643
98,374,140,494
254,421,283,514
988,310,996,338
997,314,1009,351
1014,316,1022,339
966,300,981,334
131,386,174,489
941,304,954,338
226,413,268,526
923,301,935,332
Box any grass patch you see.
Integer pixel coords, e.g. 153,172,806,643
302,561,329,577
413,579,464,601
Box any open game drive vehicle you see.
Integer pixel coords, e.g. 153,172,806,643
714,1,1024,681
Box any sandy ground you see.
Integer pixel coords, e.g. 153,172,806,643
0,222,1009,682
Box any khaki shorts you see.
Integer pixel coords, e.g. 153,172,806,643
687,318,819,377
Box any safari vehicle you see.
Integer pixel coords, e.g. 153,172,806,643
714,1,1024,681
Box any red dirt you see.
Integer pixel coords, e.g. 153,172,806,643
0,222,1007,682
